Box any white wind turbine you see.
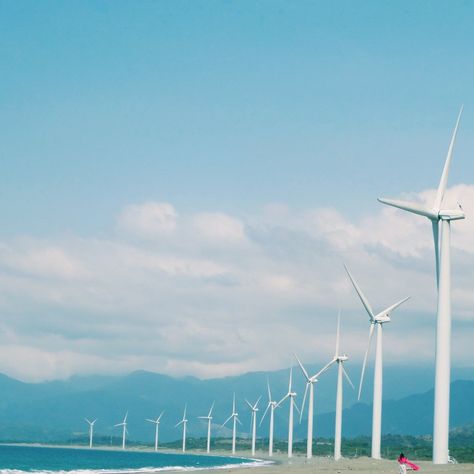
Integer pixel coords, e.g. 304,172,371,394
378,107,465,464
245,396,261,456
295,354,335,459
175,404,188,453
345,264,409,460
222,394,242,455
276,367,300,458
198,402,215,453
331,312,354,461
259,379,279,457
146,411,164,452
85,418,97,448
114,412,128,450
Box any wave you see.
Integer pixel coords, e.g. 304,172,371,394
0,460,273,474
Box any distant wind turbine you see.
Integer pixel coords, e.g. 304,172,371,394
222,394,241,455
259,379,279,457
378,107,464,464
85,418,97,448
146,411,164,451
175,404,188,453
198,402,215,453
296,354,334,459
276,367,300,458
114,412,128,450
345,264,409,459
331,311,354,461
245,396,261,456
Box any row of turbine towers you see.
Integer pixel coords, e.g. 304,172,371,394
85,107,464,465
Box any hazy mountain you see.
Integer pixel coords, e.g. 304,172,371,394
0,366,472,444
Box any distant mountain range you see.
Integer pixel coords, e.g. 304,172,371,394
0,365,473,444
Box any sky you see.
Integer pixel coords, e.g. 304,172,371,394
1,1,474,382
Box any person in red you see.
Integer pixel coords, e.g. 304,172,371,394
398,452,420,471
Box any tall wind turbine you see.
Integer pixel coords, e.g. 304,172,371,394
260,379,279,457
332,312,354,461
345,264,409,460
276,367,300,458
245,396,261,456
295,354,335,458
85,418,97,448
114,412,128,450
175,404,188,453
378,107,465,464
198,402,215,453
146,411,164,452
222,394,241,455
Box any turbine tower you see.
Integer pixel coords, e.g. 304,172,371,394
175,404,188,453
332,312,354,461
245,396,261,456
114,412,128,450
295,354,335,458
222,394,241,455
260,379,279,457
146,411,164,451
345,264,409,459
85,418,97,448
276,367,300,458
378,107,465,464
198,402,215,453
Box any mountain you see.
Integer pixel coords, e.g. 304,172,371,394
0,367,472,444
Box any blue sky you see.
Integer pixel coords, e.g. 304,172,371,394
1,1,474,381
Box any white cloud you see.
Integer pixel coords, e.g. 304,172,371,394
0,189,473,382
117,202,178,238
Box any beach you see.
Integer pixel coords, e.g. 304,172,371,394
212,452,474,474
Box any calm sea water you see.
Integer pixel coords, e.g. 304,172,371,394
0,445,264,473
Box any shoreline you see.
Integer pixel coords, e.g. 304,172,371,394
1,443,473,473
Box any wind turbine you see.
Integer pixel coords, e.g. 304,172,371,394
222,394,241,455
276,367,300,458
378,107,465,464
332,311,354,461
146,411,164,451
259,379,279,457
245,396,261,456
175,404,188,453
114,412,128,450
85,418,97,448
295,354,335,458
198,402,214,453
345,264,409,460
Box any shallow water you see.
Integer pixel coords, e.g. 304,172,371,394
0,445,261,473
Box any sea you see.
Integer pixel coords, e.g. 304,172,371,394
0,445,266,473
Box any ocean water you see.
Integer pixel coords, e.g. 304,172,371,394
0,445,264,473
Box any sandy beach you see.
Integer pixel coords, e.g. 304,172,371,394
210,452,474,474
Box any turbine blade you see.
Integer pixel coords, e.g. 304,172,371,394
434,105,463,210
146,419,154,423
432,220,440,289
377,198,437,219
335,309,341,357
358,324,375,400
299,382,309,423
253,396,261,409
183,404,187,419
376,296,410,318
236,416,243,426
292,397,301,415
259,403,271,426
158,411,165,421
288,366,293,392
342,365,355,390
267,378,272,402
85,418,91,425
344,264,375,320
276,393,289,408
208,401,215,418
123,412,128,423
314,358,337,379
222,414,233,427
232,393,236,413
245,399,253,410
175,420,184,428
294,353,310,381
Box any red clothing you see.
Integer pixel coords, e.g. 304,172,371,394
398,456,420,471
